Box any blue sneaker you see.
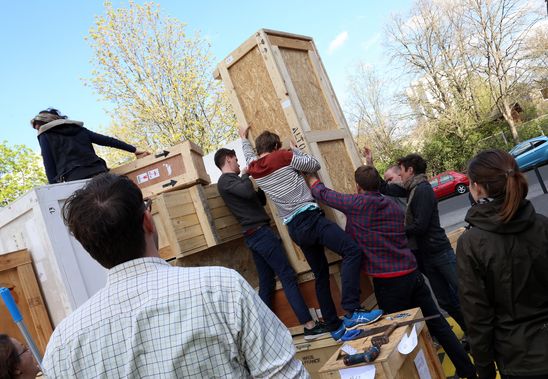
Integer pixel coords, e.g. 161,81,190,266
343,309,384,329
330,323,347,341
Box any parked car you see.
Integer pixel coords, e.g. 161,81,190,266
429,171,469,200
509,135,548,171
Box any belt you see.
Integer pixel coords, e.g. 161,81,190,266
243,224,266,237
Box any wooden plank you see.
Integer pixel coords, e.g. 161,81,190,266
167,204,197,219
207,196,229,209
268,35,313,51
304,129,347,143
0,249,31,271
175,223,207,240
0,250,53,356
213,214,240,229
163,190,193,206
170,213,200,229
176,234,207,253
263,29,313,41
154,195,182,256
188,186,218,247
17,263,54,353
210,206,233,219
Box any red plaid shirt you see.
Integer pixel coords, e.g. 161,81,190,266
310,181,417,278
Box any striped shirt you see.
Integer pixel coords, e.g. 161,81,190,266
310,182,417,278
42,258,308,378
242,139,320,221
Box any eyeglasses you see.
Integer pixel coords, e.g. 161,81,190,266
143,198,152,213
17,346,29,358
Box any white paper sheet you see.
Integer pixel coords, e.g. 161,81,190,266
398,324,418,354
339,364,376,379
413,349,432,379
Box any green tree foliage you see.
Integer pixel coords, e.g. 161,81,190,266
86,1,237,166
0,141,47,206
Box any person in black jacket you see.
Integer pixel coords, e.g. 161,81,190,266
457,149,548,379
31,108,148,184
368,151,468,337
214,148,329,341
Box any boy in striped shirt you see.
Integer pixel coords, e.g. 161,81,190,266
240,125,383,341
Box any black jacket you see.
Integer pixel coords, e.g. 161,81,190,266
38,119,135,183
380,180,452,255
457,199,548,376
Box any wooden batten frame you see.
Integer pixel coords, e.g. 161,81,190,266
0,250,53,355
215,29,367,272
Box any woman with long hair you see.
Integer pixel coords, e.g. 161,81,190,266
0,334,41,379
457,149,548,379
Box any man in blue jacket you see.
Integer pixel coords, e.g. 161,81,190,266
31,108,148,183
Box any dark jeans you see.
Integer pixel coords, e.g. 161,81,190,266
420,248,468,334
373,270,476,378
287,209,363,327
244,225,312,324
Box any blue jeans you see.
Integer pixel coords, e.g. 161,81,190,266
421,248,467,333
373,270,476,378
287,209,363,327
244,225,312,324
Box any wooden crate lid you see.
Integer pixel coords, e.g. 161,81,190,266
319,307,425,373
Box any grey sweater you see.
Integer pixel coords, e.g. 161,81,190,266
217,173,270,232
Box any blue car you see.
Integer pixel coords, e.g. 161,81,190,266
509,136,548,171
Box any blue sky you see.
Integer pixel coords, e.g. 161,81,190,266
0,1,412,152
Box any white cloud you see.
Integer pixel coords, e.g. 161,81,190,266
361,33,381,52
328,31,348,54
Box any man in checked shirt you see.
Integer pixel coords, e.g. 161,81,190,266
306,166,478,379
42,173,309,378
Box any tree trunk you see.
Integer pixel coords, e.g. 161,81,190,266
501,100,519,143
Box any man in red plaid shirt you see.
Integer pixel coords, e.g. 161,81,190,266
306,166,477,379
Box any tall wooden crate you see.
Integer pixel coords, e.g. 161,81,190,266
215,29,363,273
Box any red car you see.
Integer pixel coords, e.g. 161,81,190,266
429,171,469,200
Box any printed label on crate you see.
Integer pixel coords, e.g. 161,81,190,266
281,99,291,109
225,55,234,65
163,163,173,176
148,168,160,180
339,364,375,379
341,344,358,356
136,172,149,184
414,349,432,379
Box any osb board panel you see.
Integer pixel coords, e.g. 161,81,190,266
279,47,337,132
317,140,356,195
176,237,258,287
228,46,292,142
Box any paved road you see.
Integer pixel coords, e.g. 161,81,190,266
439,164,548,232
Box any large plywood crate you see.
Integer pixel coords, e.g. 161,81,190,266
215,29,363,273
111,140,210,198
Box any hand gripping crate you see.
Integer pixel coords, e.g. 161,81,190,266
111,140,210,198
215,29,363,273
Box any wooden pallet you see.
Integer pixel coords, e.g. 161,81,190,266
215,29,363,273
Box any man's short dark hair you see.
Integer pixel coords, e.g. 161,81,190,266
397,154,427,175
255,131,282,155
214,148,236,169
355,165,381,191
63,173,146,269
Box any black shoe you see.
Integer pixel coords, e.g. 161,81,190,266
461,335,471,353
303,321,331,341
